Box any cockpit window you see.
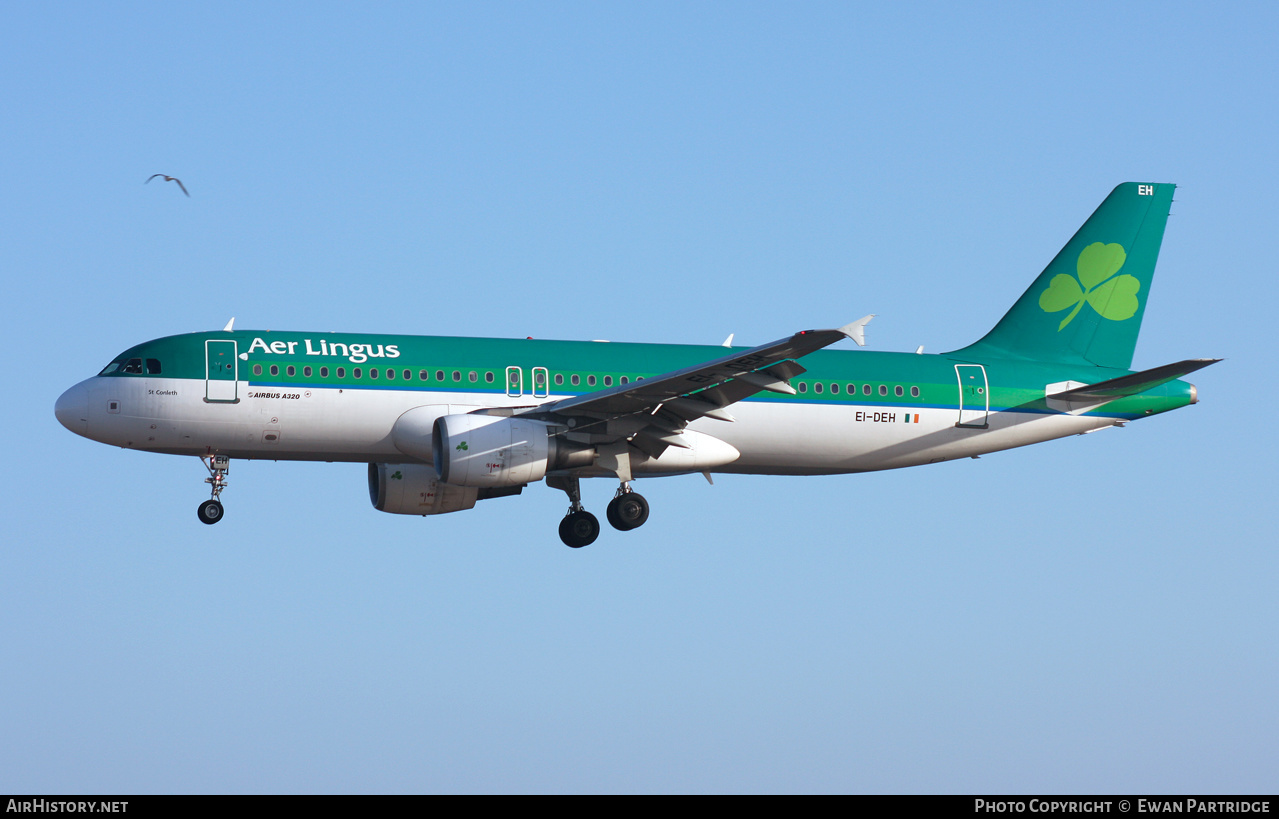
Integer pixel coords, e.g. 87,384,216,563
145,359,162,375
99,360,124,375
121,358,143,374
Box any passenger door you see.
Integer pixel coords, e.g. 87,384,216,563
954,364,988,428
205,340,239,403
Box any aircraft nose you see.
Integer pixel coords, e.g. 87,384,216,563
55,381,89,436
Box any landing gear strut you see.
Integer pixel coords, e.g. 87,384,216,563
198,455,229,525
606,484,649,531
549,476,599,548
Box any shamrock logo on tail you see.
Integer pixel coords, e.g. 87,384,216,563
456,441,469,451
1039,242,1141,331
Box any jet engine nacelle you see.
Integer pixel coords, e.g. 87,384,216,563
433,414,550,487
390,404,482,463
368,462,478,515
433,414,591,488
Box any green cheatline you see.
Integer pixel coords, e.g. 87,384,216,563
1039,242,1141,331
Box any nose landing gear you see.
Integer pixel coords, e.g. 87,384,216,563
197,498,224,524
198,455,229,525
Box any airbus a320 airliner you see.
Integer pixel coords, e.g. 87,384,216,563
56,183,1217,547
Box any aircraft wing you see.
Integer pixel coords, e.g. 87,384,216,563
518,316,872,455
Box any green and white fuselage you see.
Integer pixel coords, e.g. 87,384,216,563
54,183,1216,545
56,330,1196,471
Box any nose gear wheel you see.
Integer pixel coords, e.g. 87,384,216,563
197,499,224,525
198,455,230,525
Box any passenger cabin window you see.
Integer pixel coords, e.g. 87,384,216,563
253,364,263,376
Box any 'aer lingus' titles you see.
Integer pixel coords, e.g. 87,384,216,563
246,337,401,364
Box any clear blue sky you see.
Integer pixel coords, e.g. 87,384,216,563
2,1,1275,794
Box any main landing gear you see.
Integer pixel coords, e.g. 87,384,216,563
559,510,600,549
550,476,598,548
197,454,230,525
548,477,649,548
606,485,649,531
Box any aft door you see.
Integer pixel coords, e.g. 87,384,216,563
205,340,239,403
954,364,988,428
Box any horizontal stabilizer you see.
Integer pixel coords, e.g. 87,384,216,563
1049,359,1221,402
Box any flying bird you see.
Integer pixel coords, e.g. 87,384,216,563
145,174,189,197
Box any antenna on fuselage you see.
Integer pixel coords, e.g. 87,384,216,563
222,317,235,332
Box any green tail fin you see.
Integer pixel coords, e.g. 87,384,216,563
950,182,1175,370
